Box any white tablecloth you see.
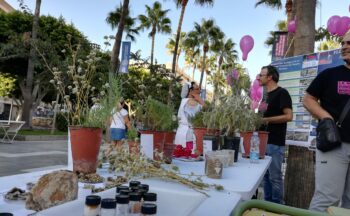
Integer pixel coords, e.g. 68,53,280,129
172,155,271,200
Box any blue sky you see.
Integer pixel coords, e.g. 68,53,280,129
6,0,349,82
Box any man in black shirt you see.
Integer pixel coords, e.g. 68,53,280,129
258,65,293,204
304,34,350,212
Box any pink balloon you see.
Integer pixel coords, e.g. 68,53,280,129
256,86,263,99
337,16,350,36
252,79,260,89
240,35,254,61
288,20,296,33
327,15,341,35
250,100,259,110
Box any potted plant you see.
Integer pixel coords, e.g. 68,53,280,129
136,97,177,161
191,102,220,155
127,126,140,155
39,36,122,173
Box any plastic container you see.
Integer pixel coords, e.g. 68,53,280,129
100,198,116,216
204,151,223,179
233,200,330,216
141,203,157,216
84,195,101,216
116,195,129,216
129,192,142,215
250,132,260,163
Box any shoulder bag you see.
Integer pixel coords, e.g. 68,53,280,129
316,98,350,152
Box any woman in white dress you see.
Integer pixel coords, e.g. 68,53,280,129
174,82,204,150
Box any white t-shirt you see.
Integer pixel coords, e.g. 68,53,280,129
110,108,128,129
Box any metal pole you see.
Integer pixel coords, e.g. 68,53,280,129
51,93,59,134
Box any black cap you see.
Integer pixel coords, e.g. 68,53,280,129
129,192,142,201
120,189,130,195
143,192,157,202
116,195,129,204
139,184,149,192
130,186,139,192
116,185,129,193
137,189,147,197
101,198,117,209
141,203,157,214
85,195,101,205
0,213,14,216
129,180,141,187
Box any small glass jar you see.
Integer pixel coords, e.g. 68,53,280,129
100,198,116,216
141,203,157,216
116,185,129,196
143,192,157,204
84,195,101,216
116,195,129,216
129,192,142,215
138,184,149,192
129,180,141,188
0,213,13,216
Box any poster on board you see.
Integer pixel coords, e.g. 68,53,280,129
271,49,343,149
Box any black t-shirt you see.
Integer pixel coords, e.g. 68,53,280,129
260,87,292,146
306,65,350,143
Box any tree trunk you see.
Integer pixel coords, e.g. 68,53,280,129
284,146,315,209
199,50,207,89
21,0,41,128
192,64,196,80
285,0,296,57
150,28,156,67
284,0,317,209
293,0,316,56
110,0,129,74
168,0,188,104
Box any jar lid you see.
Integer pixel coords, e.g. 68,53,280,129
0,213,14,216
101,198,116,209
143,192,157,201
141,203,157,214
120,189,130,195
116,195,129,204
139,184,149,192
85,195,101,205
129,180,141,187
129,192,141,201
130,186,139,192
116,185,129,193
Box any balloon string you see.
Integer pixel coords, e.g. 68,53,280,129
284,37,295,58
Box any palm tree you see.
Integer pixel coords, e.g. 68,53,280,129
166,32,186,72
110,0,129,74
255,0,295,56
170,0,214,76
21,0,41,128
106,4,139,42
138,1,171,66
211,37,238,100
317,40,340,51
183,32,201,80
188,18,222,89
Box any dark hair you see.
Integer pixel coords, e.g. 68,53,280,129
186,82,197,98
261,65,279,83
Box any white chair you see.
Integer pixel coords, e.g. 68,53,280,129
0,121,25,143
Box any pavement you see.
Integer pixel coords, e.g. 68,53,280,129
0,140,68,177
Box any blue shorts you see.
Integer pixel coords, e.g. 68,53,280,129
110,128,126,141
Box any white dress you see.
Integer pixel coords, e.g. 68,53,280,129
174,98,202,147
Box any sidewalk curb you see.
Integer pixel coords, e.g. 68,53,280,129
16,135,68,141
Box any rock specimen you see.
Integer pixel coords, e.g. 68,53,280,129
26,170,78,211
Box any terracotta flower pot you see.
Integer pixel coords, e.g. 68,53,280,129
69,126,102,174
193,127,207,155
240,131,269,159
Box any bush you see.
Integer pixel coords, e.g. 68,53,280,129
56,112,68,132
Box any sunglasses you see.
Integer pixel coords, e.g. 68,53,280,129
341,41,350,46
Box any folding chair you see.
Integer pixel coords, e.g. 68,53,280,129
0,121,25,143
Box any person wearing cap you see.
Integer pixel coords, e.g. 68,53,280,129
174,82,205,151
108,99,132,150
305,33,350,212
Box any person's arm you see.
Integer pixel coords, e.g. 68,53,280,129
124,115,132,130
192,93,205,106
303,93,333,120
263,107,293,124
